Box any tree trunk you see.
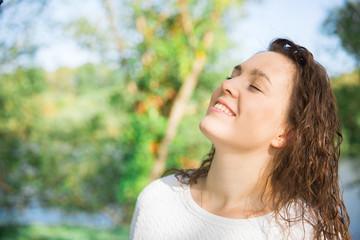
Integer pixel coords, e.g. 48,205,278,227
149,0,215,180
150,52,207,180
101,0,125,52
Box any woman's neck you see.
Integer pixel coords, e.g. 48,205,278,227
201,147,273,217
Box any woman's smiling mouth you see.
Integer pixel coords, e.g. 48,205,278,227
210,99,236,117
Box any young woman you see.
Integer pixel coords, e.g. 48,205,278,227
130,38,351,239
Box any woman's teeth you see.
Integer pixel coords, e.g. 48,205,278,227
214,103,235,116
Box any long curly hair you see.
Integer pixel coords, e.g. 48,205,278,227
163,38,351,239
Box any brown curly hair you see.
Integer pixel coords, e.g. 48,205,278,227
163,38,351,239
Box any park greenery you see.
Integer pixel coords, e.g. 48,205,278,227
0,0,247,225
325,1,360,157
0,0,359,236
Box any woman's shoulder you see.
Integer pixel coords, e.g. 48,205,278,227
136,174,188,205
130,174,190,239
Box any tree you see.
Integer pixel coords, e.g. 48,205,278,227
66,0,248,219
0,0,250,224
323,0,360,160
324,0,360,64
331,70,360,157
0,0,50,71
0,67,47,208
100,0,247,220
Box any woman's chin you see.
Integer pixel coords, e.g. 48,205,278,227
199,117,213,138
199,117,228,146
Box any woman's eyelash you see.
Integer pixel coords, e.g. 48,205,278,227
225,76,262,93
250,85,262,92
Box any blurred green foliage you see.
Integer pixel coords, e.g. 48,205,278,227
332,70,360,157
0,0,246,224
324,0,360,158
324,0,360,62
0,67,47,206
0,65,129,218
0,62,214,224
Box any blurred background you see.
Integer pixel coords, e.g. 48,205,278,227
0,0,359,239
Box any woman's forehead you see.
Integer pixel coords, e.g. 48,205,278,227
235,51,296,85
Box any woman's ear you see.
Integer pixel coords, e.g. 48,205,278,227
270,135,286,148
271,130,292,148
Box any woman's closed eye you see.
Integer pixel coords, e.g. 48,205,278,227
250,84,263,93
226,76,263,93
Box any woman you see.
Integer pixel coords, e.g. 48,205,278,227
130,38,351,239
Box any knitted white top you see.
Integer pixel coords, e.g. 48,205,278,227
130,174,314,240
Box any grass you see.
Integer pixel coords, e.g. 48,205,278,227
0,224,130,240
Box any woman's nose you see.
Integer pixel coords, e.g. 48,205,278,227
221,78,239,98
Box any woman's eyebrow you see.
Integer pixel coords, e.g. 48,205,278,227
231,65,242,76
250,68,272,85
234,65,242,72
232,65,272,86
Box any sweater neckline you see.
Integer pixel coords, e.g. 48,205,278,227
180,180,274,227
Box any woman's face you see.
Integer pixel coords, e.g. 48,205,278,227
199,51,295,152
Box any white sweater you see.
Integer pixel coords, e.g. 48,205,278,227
130,174,314,240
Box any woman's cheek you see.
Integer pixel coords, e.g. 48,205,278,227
209,87,222,107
